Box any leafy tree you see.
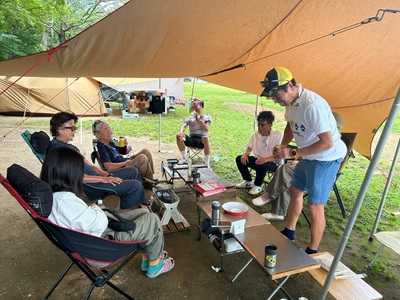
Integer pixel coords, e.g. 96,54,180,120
0,0,127,61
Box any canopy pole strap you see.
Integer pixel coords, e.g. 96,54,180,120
318,87,400,299
375,167,397,187
199,8,400,76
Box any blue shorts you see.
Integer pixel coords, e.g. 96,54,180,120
291,159,342,205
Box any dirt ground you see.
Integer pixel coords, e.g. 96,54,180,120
0,115,398,300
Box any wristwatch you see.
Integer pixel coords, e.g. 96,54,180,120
290,148,298,160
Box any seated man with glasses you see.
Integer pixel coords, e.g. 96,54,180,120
235,111,283,195
47,112,148,211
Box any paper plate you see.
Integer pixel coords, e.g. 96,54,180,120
222,202,249,216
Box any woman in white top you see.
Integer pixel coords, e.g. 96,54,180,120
40,146,174,279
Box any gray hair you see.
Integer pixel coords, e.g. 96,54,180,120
332,112,344,130
92,120,108,134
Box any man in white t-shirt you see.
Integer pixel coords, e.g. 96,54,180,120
260,67,347,254
235,111,283,195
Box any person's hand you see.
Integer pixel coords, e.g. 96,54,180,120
240,154,249,165
255,157,268,165
273,147,290,160
195,113,201,121
178,132,186,141
102,176,123,186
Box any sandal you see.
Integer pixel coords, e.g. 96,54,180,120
146,257,175,278
141,250,168,271
261,213,284,221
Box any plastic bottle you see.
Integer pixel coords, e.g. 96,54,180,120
187,149,192,178
208,234,222,252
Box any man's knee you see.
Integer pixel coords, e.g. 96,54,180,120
235,155,242,164
201,136,209,145
307,202,324,216
141,148,152,157
289,186,303,200
135,154,148,164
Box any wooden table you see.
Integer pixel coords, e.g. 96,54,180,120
234,224,320,300
198,197,321,299
308,252,382,300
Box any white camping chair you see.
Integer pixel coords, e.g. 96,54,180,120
366,212,400,268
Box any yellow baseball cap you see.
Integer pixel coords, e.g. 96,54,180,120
260,67,294,97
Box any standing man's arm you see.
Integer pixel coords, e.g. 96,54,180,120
296,131,333,157
281,123,294,146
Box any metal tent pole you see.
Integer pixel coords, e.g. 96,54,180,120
369,137,400,241
158,113,161,152
318,87,400,299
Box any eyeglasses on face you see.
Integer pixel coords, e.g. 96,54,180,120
62,126,77,131
259,79,289,89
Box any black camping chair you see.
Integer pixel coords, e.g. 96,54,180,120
21,129,117,201
0,170,148,300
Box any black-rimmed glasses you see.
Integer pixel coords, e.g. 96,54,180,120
63,126,77,131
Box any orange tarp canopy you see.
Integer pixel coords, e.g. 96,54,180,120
0,0,399,158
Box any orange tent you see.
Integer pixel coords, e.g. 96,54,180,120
0,76,106,116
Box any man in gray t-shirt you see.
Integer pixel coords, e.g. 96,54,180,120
176,98,212,165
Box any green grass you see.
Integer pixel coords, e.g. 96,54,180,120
22,81,400,277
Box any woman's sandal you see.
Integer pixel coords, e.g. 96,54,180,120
141,250,168,271
146,257,175,279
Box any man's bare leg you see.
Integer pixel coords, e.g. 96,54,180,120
307,202,325,251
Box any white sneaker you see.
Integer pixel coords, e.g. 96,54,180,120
236,180,254,189
178,159,187,165
261,213,284,221
248,185,262,195
252,196,271,206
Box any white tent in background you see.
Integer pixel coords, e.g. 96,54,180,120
96,78,185,101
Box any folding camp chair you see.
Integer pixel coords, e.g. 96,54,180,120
1,169,148,300
188,147,204,162
91,144,107,171
366,211,400,269
21,130,117,201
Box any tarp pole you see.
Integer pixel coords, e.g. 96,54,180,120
369,137,400,241
66,78,71,111
23,88,31,120
254,95,259,132
318,87,400,300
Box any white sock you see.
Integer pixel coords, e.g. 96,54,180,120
204,155,210,165
180,150,188,160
